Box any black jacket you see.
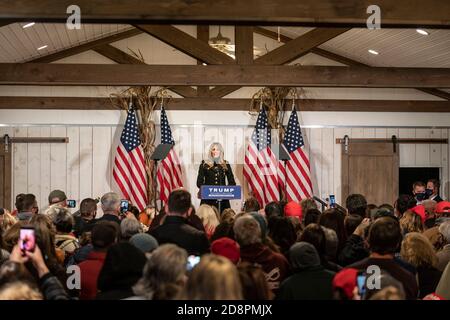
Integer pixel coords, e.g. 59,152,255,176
338,234,369,267
196,160,236,188
277,266,336,300
149,216,210,256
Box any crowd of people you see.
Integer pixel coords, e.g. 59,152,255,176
0,179,449,300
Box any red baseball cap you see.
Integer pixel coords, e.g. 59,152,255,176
284,201,302,220
412,205,426,223
333,268,358,299
435,201,450,214
211,237,240,264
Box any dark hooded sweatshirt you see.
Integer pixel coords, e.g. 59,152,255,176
240,242,290,293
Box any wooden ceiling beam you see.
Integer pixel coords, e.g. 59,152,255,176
135,24,235,64
210,27,350,97
1,64,449,87
29,28,142,63
1,0,448,28
92,44,197,98
196,25,210,97
254,27,450,100
1,96,449,112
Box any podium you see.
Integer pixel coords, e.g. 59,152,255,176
200,185,242,214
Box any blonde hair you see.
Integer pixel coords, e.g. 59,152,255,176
401,232,438,268
0,282,42,300
1,210,18,232
205,142,226,168
196,205,220,234
399,210,423,234
182,254,242,300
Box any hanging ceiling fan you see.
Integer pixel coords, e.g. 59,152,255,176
208,26,264,59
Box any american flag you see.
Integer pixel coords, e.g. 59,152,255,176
244,108,280,207
113,106,148,211
156,107,183,204
281,109,313,202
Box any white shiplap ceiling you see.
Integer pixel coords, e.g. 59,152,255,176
0,22,133,62
0,23,449,68
264,26,450,68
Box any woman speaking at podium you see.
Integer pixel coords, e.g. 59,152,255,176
197,142,236,213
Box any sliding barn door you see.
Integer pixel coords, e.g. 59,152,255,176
342,142,399,206
0,144,12,210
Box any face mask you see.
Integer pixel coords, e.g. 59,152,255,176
425,189,434,197
416,192,426,201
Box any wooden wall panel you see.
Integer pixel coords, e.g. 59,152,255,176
13,127,28,196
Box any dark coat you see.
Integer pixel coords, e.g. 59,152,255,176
96,242,146,300
196,160,236,188
197,160,236,213
277,266,336,300
240,243,290,293
417,265,442,298
149,216,210,256
348,257,419,300
338,234,369,267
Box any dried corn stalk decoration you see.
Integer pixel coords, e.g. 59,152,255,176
249,87,307,142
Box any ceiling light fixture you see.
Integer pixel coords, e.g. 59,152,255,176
368,49,379,55
37,45,48,50
208,26,264,59
22,22,35,29
416,29,429,35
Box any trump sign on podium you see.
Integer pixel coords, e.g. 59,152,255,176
200,185,242,200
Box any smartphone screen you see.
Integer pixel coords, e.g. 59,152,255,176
357,275,366,298
120,200,129,214
186,255,201,271
329,194,336,208
67,199,76,208
19,227,36,253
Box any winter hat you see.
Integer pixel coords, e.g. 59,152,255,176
289,242,320,270
412,205,426,223
130,233,159,254
48,190,67,204
211,237,240,264
97,242,146,292
250,212,267,237
332,268,359,299
284,201,302,220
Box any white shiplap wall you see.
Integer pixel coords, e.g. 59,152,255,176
1,125,448,212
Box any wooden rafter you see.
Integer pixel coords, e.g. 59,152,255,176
92,44,197,98
1,63,449,87
196,25,210,97
1,96,449,112
209,27,350,97
1,0,448,28
29,28,142,63
135,24,235,64
253,27,450,101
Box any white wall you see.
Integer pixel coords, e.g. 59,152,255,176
1,25,449,210
1,123,449,212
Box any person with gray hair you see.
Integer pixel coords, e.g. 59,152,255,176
437,221,450,271
98,192,121,225
131,244,188,300
46,205,80,257
120,217,142,241
234,215,290,293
